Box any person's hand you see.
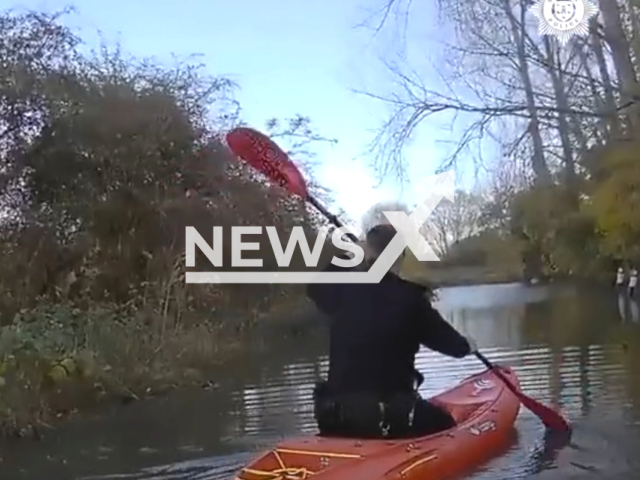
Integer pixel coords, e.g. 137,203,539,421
464,335,478,356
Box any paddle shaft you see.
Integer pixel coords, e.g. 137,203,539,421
308,195,359,243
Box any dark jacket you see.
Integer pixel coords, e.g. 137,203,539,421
307,261,471,397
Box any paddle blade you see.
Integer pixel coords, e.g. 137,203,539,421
226,127,309,198
515,390,571,432
477,353,571,433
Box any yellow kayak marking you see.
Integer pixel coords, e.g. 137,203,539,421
237,447,363,479
273,450,286,469
241,466,315,479
276,448,362,459
399,453,438,476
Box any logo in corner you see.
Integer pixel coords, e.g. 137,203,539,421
530,0,599,46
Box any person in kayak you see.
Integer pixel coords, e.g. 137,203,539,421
307,220,478,440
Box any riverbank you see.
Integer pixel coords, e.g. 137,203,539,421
403,264,523,288
0,297,322,441
0,266,523,441
0,266,526,440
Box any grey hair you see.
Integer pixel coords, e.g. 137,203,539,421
360,201,410,274
360,200,411,235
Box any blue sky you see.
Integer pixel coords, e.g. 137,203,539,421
13,0,475,224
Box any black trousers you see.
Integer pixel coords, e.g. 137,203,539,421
313,382,456,439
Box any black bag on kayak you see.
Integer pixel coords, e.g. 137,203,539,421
313,381,422,439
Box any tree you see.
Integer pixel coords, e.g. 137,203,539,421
597,0,640,128
0,8,332,322
358,0,637,183
421,189,483,257
479,155,531,232
356,0,640,281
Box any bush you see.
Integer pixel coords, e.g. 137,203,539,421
0,8,332,435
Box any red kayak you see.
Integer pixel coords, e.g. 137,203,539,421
232,367,520,480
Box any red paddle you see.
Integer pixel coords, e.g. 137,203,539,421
226,127,358,242
224,126,571,433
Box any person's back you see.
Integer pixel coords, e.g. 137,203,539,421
307,223,476,439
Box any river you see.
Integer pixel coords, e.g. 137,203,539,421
1,282,639,480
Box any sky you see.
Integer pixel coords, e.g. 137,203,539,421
11,0,477,225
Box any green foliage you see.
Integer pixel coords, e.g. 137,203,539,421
505,184,607,278
480,135,640,280
0,305,85,358
588,140,640,262
403,139,640,283
444,230,522,268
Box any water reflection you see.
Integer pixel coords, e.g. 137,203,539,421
618,293,627,322
616,293,640,324
630,299,639,323
2,283,640,480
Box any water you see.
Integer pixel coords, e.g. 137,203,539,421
1,282,640,480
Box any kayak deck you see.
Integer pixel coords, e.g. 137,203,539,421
233,367,521,480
